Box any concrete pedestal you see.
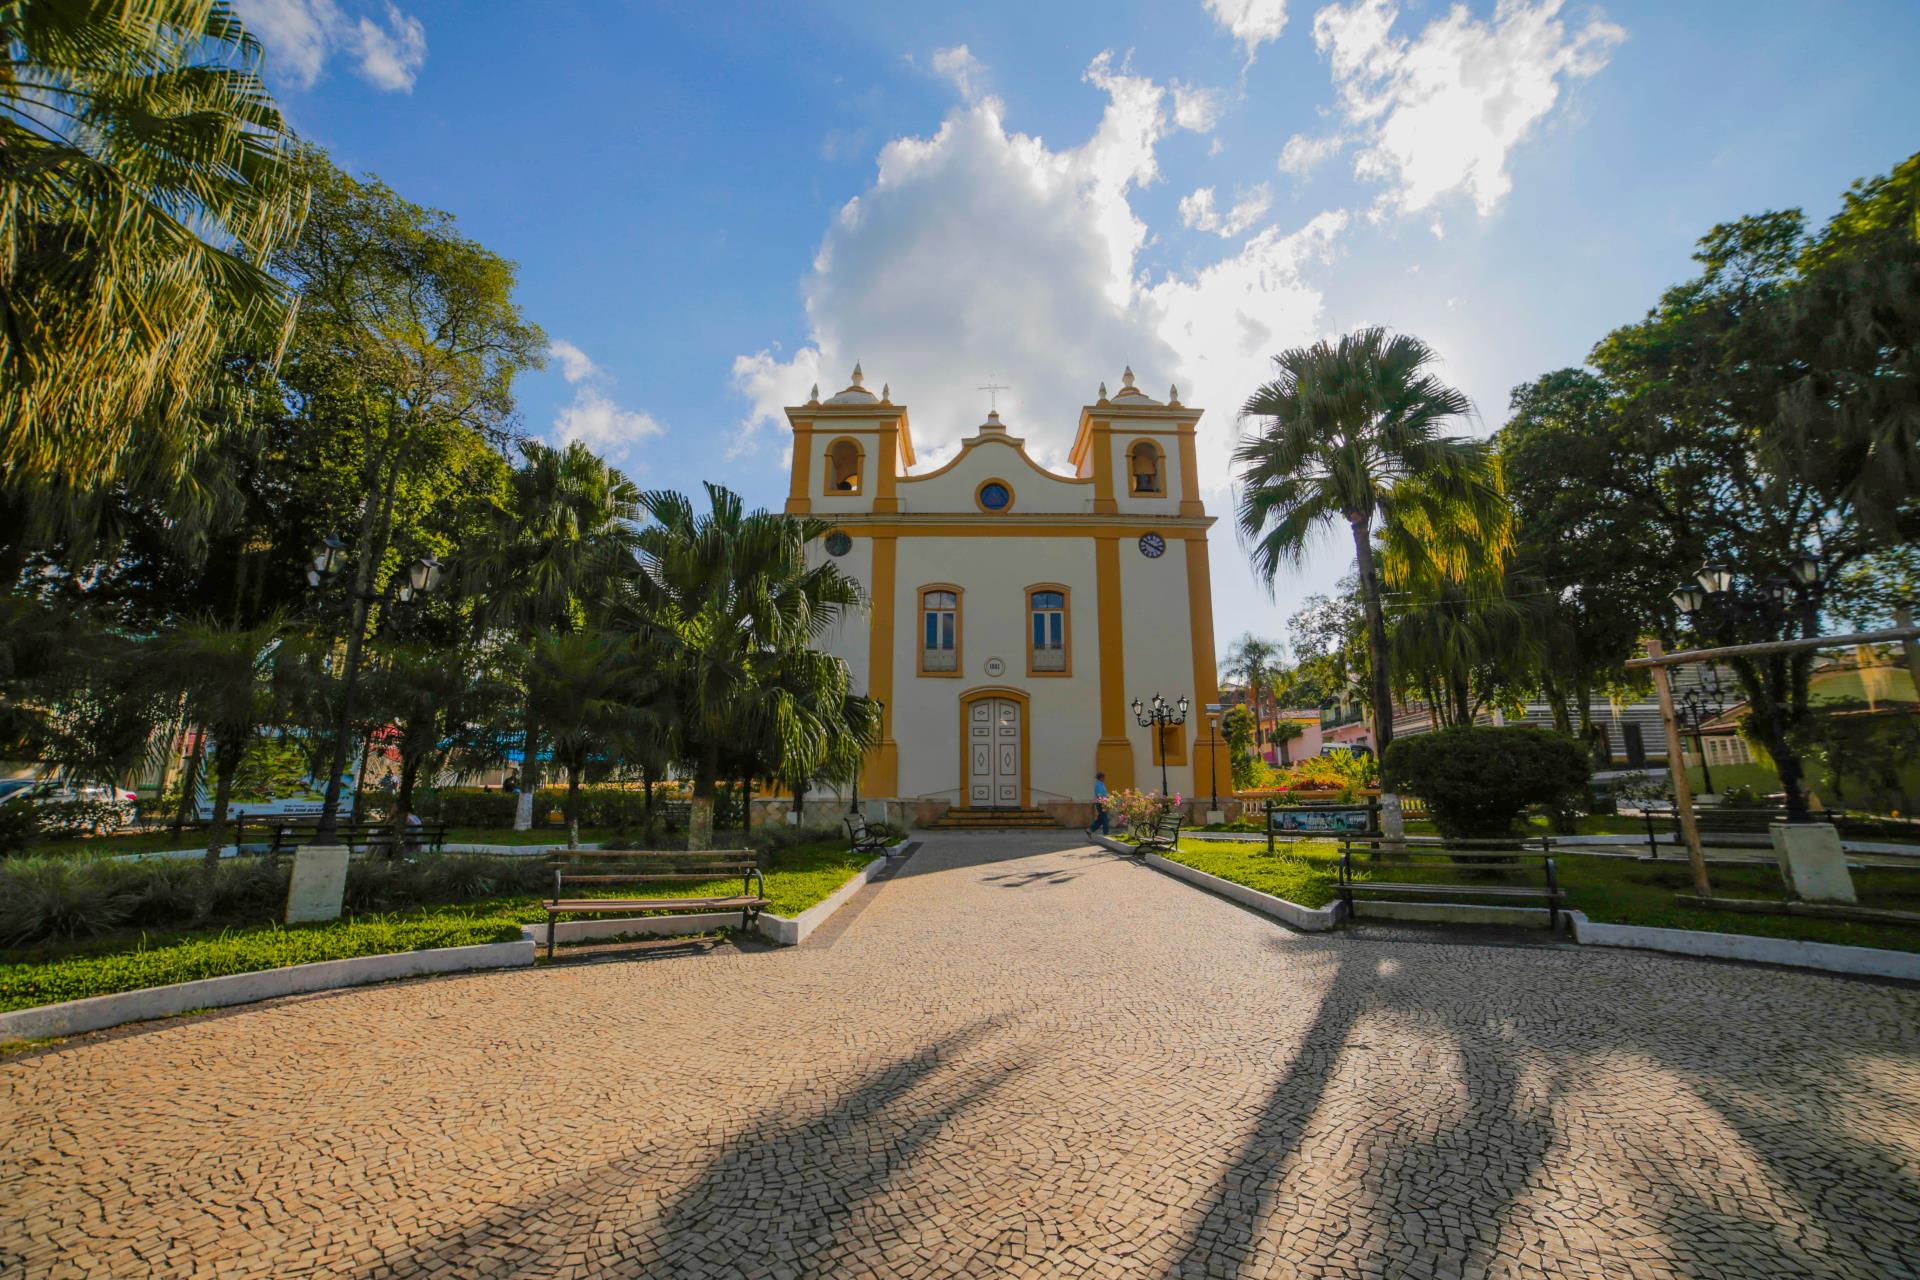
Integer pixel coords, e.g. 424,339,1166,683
285,844,350,923
1205,809,1225,826
1771,822,1855,904
1379,792,1406,840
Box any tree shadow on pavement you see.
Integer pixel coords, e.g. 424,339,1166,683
354,1018,1026,1278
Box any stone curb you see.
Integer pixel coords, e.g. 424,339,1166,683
1567,910,1920,981
0,940,535,1044
1354,901,1555,927
1131,850,1344,932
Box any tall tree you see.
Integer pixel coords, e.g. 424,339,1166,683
477,440,642,829
622,485,864,849
1235,328,1506,755
1,0,306,564
1219,634,1283,752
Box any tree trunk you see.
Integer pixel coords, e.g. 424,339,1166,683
172,728,206,835
202,739,244,905
1348,515,1394,757
566,765,581,850
514,700,540,831
392,754,422,858
688,751,718,850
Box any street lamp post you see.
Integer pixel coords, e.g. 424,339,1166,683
1673,667,1724,797
308,543,443,846
1671,556,1825,822
1131,693,1188,800
849,698,882,817
1204,703,1223,813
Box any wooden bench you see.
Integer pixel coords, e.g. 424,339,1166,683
845,813,892,856
266,820,450,857
542,849,768,957
1133,809,1183,854
1338,835,1564,933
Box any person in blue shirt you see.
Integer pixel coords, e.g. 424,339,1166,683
1086,771,1110,836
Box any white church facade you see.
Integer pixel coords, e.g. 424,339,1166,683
788,365,1233,827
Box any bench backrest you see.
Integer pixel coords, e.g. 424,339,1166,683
549,849,756,880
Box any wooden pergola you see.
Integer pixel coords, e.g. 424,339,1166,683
1626,611,1920,896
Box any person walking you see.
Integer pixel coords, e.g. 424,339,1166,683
1086,771,1110,837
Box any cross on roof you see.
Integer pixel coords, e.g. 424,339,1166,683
977,377,1009,412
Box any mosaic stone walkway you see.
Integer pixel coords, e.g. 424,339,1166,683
4,831,1919,1278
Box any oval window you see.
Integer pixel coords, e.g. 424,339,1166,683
978,481,1012,511
824,530,853,557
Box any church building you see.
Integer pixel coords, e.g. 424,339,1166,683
789,365,1233,827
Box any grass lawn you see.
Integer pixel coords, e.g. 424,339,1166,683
1151,837,1920,953
0,838,871,1014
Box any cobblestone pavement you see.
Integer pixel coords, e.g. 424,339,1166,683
6,832,1920,1279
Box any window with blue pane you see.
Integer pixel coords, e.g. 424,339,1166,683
921,589,958,673
1030,588,1066,672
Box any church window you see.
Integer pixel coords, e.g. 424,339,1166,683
1028,587,1068,674
920,587,960,674
975,479,1013,511
825,438,863,494
1129,441,1164,495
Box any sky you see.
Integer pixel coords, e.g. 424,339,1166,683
235,0,1920,656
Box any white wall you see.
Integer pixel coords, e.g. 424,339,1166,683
807,534,872,695
897,434,1094,514
891,536,1101,804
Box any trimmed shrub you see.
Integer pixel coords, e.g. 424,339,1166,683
1383,726,1590,840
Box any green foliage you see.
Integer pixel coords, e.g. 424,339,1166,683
1383,726,1590,839
1157,838,1345,909
0,0,307,513
230,737,314,803
1221,705,1260,790
0,800,37,857
0,914,527,1013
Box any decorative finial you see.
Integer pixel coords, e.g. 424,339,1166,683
808,383,820,403
1121,365,1136,389
1098,381,1109,401
1168,384,1179,404
850,363,864,387
983,409,1003,429
881,382,890,402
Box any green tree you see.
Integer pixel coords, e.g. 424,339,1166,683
622,485,864,849
517,630,655,849
1235,328,1505,756
0,0,307,550
1220,705,1260,791
1219,634,1283,751
477,440,643,829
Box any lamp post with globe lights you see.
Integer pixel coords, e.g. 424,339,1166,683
1132,692,1188,801
1670,555,1825,822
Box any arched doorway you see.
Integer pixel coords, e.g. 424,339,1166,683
959,688,1030,809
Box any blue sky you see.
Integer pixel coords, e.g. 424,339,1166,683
238,0,1920,653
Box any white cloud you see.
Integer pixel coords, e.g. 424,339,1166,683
730,50,1340,494
1179,184,1273,237
547,341,664,463
1170,81,1227,132
1312,0,1624,219
930,45,988,102
1277,131,1345,175
550,339,599,384
232,0,427,91
1205,0,1291,58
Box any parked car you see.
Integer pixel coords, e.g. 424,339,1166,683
8,779,138,834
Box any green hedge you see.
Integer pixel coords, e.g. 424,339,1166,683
416,786,734,830
1383,726,1590,839
0,913,526,1013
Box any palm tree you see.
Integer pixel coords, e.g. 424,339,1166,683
622,484,865,849
1,0,306,508
519,630,656,849
476,441,642,829
1220,633,1283,755
140,616,291,885
1234,328,1505,756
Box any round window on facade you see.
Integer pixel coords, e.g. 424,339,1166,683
824,530,853,557
976,480,1013,512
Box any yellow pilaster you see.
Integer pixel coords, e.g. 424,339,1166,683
1090,421,1117,515
874,427,901,513
861,533,900,797
1177,429,1204,518
1185,533,1232,794
1094,533,1135,788
786,422,813,514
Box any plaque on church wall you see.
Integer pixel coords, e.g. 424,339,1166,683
984,656,1006,677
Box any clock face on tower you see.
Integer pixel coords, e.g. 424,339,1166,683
1138,532,1166,559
